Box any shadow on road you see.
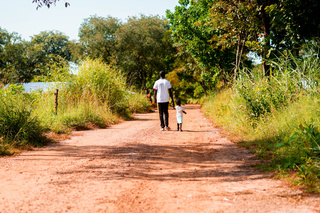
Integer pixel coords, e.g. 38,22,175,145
19,141,267,183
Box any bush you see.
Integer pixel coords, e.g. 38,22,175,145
236,68,298,119
202,48,320,192
276,124,320,168
66,59,128,114
34,59,150,133
0,93,45,147
127,92,151,113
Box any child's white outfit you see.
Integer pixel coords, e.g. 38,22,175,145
175,105,184,124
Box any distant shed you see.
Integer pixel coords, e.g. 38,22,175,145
3,82,64,93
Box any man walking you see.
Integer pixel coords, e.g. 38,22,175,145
153,71,175,131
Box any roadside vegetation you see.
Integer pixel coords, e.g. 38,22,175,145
203,47,320,192
0,59,150,155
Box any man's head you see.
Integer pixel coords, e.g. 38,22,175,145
159,71,165,79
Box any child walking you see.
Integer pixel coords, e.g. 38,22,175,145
175,99,187,131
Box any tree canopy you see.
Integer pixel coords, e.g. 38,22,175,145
167,0,320,79
78,16,121,64
0,29,72,84
116,15,174,90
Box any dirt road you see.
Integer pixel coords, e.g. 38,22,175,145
0,105,319,212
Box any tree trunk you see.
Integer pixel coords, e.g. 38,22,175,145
257,0,272,76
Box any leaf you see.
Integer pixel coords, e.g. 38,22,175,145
276,142,285,148
299,124,304,130
289,132,298,143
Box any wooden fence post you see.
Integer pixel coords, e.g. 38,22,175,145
54,89,59,115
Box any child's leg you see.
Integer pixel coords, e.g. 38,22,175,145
179,123,183,131
177,123,179,131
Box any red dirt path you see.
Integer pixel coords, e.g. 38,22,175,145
0,104,319,212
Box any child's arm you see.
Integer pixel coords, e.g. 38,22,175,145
183,110,187,114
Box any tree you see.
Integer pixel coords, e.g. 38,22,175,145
208,0,259,78
167,0,235,93
78,15,121,64
27,30,71,79
116,15,174,90
0,28,31,83
32,0,70,9
266,0,320,54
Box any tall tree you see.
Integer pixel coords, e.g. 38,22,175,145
208,0,259,78
116,15,174,90
27,30,71,78
266,0,320,53
78,16,121,64
0,28,31,83
167,0,235,93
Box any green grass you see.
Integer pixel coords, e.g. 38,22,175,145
203,51,320,193
0,92,45,148
0,59,151,154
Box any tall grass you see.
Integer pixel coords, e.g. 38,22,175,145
35,59,151,133
203,48,320,192
0,88,45,151
0,59,151,154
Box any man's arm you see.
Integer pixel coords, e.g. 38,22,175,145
169,88,175,108
153,89,157,104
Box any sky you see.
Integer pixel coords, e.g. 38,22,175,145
0,0,179,41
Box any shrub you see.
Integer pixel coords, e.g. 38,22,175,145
127,92,151,114
34,59,150,133
203,48,320,191
0,93,45,147
66,59,128,114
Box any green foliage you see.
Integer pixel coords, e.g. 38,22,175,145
116,15,174,90
276,124,320,168
0,92,45,147
34,92,117,133
2,84,25,94
0,28,32,84
208,0,259,75
127,92,151,114
266,0,320,52
236,69,298,119
28,31,72,81
78,15,120,63
0,143,11,156
77,15,175,91
0,28,72,84
167,0,234,90
0,59,151,153
34,59,151,133
203,50,320,191
67,59,127,113
32,56,72,82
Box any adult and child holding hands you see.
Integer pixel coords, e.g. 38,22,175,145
153,71,187,132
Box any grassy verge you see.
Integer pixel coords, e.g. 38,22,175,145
203,53,320,193
0,59,151,155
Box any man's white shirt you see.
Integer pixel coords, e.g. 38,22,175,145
153,78,172,103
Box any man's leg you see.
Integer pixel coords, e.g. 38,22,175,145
158,103,165,128
163,102,169,127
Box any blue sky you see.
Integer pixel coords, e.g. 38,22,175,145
0,0,179,41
